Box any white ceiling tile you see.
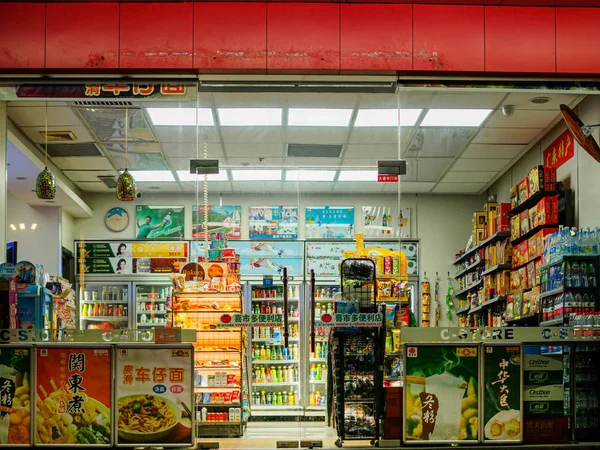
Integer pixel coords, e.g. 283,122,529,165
286,127,349,145
502,92,580,110
433,182,486,194
397,91,435,108
153,126,220,143
381,181,435,193
285,157,342,168
226,157,285,168
461,144,524,159
344,144,399,159
135,183,183,193
161,142,224,159
53,156,114,171
414,158,455,182
8,101,68,107
357,94,399,109
75,181,112,192
212,93,286,108
168,158,195,171
220,127,285,144
225,143,284,158
442,171,497,183
349,128,398,144
451,158,511,172
331,183,383,194
427,92,504,109
180,181,232,193
485,109,559,128
472,128,542,145
20,125,94,144
8,106,83,127
285,93,358,108
340,158,378,168
63,170,117,182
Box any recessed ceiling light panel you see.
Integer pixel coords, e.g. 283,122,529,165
285,170,337,182
128,170,175,182
147,108,214,126
337,170,378,182
354,109,422,127
177,170,229,182
231,170,282,181
288,108,353,127
421,109,492,127
218,108,282,126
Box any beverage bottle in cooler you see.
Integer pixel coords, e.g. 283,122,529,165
583,294,591,313
589,262,597,288
316,364,322,380
575,293,583,317
565,262,572,288
315,342,321,359
310,364,316,380
293,366,298,382
265,345,271,361
266,367,271,383
277,366,282,383
582,262,589,287
277,391,283,405
260,390,266,404
572,260,581,287
81,304,88,317
571,228,580,255
266,391,272,405
260,345,266,360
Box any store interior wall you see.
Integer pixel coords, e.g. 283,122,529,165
62,210,76,254
6,193,61,275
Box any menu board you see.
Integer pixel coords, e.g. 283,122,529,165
249,206,298,239
0,347,31,446
305,206,355,239
135,206,185,239
192,205,241,239
115,346,193,446
404,345,480,443
482,345,523,443
35,347,112,446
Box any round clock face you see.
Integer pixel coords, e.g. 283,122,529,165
105,207,129,232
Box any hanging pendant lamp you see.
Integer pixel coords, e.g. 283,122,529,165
36,102,56,200
116,107,136,201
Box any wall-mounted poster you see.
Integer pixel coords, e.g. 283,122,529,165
0,347,31,446
192,205,241,239
135,206,185,239
362,206,411,238
249,206,298,239
305,206,355,239
224,241,304,276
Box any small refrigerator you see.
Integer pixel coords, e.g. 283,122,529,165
134,281,172,328
78,279,131,330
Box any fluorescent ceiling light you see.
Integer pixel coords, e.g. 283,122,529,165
288,109,352,127
146,108,214,126
30,223,38,230
285,170,337,182
231,170,282,181
129,171,175,182
9,224,16,231
177,170,229,182
337,170,378,182
19,223,25,230
421,109,492,127
218,108,282,126
354,109,422,127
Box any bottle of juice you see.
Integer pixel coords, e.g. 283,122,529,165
309,392,315,406
266,367,271,383
277,366,282,383
315,391,321,405
81,304,87,317
260,367,266,383
287,391,294,405
316,364,322,380
93,303,99,316
310,364,316,380
260,345,266,360
277,392,283,405
265,345,271,361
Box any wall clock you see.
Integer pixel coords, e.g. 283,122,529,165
105,207,129,232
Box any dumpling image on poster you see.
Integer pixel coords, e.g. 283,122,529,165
484,409,521,440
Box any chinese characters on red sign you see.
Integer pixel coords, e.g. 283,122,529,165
122,365,185,384
378,174,399,183
492,358,510,408
84,83,186,97
543,130,574,170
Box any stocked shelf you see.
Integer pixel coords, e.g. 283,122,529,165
252,338,299,343
456,305,471,315
197,403,241,407
539,254,597,270
512,254,542,271
309,380,326,384
481,264,512,277
509,190,557,216
506,313,538,325
453,231,511,265
540,285,597,299
81,316,128,321
511,223,559,246
137,322,167,326
252,382,300,387
454,259,485,279
137,310,167,314
469,296,506,314
310,358,327,363
252,360,299,365
455,279,483,297
195,385,241,390
81,300,128,305
540,318,564,326
252,297,300,302
251,405,303,411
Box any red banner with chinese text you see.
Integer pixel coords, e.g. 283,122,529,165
543,130,574,170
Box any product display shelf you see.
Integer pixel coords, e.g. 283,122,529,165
455,279,483,297
511,222,559,246
511,254,542,271
540,317,564,326
453,231,510,266
505,313,538,325
456,305,471,315
172,291,244,437
454,259,485,279
469,295,506,314
481,264,512,277
509,190,558,216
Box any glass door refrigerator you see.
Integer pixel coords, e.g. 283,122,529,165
245,279,304,418
78,280,131,330
133,280,173,329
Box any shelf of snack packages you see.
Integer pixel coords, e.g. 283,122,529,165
455,165,561,328
170,249,245,437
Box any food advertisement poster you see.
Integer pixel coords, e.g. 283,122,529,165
35,347,112,445
404,345,480,443
482,345,522,442
362,206,411,238
0,347,31,446
305,207,355,239
192,205,241,239
229,241,304,276
135,206,185,239
249,206,298,239
115,346,193,446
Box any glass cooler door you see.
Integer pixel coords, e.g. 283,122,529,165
79,281,131,330
134,282,172,328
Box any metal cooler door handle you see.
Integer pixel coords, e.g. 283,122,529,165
283,267,289,349
310,269,316,354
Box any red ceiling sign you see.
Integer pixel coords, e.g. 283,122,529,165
543,129,574,169
378,174,398,183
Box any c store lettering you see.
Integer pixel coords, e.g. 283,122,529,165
0,329,156,343
440,328,515,341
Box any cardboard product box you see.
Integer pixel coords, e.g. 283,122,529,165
510,185,519,210
518,178,530,203
506,295,514,320
528,236,537,261
510,271,521,293
530,285,541,313
524,417,568,445
524,354,563,384
477,229,486,244
475,211,487,229
524,384,565,417
500,271,511,297
497,203,511,233
537,196,558,226
520,210,530,235
487,210,497,237
484,202,498,213
528,165,544,195
519,241,529,265
513,291,523,318
522,290,532,315
510,215,521,242
530,206,539,229
534,260,542,286
512,247,520,267
527,262,536,289
519,267,529,290
536,228,559,259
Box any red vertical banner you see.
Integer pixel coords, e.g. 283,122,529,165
543,130,575,169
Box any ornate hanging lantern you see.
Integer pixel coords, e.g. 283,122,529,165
116,107,136,201
36,103,56,200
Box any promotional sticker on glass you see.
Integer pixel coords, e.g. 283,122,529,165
135,206,184,239
0,347,31,446
192,205,241,239
305,207,355,239
249,206,298,239
305,242,355,276
35,347,112,446
404,345,480,443
226,241,303,276
482,345,522,443
115,346,193,446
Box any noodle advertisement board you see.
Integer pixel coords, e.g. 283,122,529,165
115,346,193,447
404,344,481,443
0,347,31,446
482,345,523,443
35,347,112,446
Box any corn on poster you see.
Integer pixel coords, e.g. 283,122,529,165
0,347,31,446
35,347,112,445
405,345,480,443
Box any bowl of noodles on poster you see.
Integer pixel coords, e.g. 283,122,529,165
117,394,181,443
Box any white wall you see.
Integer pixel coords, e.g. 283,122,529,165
6,193,61,275
61,210,75,254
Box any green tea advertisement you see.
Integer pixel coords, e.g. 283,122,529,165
135,206,185,239
404,345,479,443
483,345,522,442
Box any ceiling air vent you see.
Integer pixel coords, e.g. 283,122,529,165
39,130,77,142
72,101,134,107
98,176,117,188
287,144,344,158
47,142,102,158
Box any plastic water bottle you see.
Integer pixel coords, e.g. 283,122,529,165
572,260,581,288
570,228,579,255
582,262,589,287
564,262,572,288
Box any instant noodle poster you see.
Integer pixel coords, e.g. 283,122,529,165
483,345,522,442
0,347,31,446
115,347,193,446
35,347,112,445
404,345,480,443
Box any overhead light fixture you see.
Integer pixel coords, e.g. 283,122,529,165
36,102,56,200
218,108,282,126
30,224,38,230
19,223,25,230
9,224,16,231
354,109,422,127
285,170,337,182
128,171,175,182
288,108,353,127
177,170,229,182
231,170,282,181
337,170,378,181
421,109,492,127
117,107,136,201
147,108,214,126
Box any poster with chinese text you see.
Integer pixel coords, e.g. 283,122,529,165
35,347,112,445
305,207,355,239
362,206,411,238
115,346,193,446
249,206,298,239
404,345,480,443
192,205,241,239
0,347,31,446
228,241,303,276
483,345,522,442
135,206,185,239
